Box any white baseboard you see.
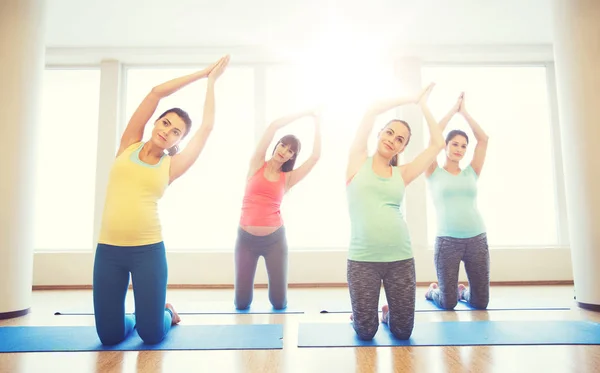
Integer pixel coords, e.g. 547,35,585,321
32,246,573,286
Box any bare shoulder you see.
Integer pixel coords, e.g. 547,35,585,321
116,140,143,158
246,161,264,180
346,152,367,182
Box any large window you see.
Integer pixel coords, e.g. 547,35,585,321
34,69,101,250
34,63,559,253
265,62,397,249
124,67,254,250
421,65,558,246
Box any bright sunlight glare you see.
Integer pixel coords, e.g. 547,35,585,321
283,27,401,123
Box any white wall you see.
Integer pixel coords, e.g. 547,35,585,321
44,0,553,48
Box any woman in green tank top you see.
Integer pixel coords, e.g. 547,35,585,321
345,82,445,341
424,93,491,310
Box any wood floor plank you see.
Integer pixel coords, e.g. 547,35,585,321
1,286,599,373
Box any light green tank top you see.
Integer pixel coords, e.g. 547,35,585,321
427,165,486,238
346,157,412,262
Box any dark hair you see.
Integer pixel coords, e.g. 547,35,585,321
384,119,412,167
272,134,301,172
157,108,192,156
445,129,469,145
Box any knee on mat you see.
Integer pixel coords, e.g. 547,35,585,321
390,326,413,341
355,325,378,341
469,299,489,310
137,328,166,345
271,299,287,310
97,331,126,346
441,299,458,310
234,298,251,310
440,296,458,310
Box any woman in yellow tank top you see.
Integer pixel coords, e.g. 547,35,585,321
93,55,230,346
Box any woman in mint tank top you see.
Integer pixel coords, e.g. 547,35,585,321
424,92,491,310
346,82,445,341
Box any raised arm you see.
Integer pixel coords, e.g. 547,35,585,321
117,60,221,156
168,56,230,184
460,94,489,176
425,93,464,177
248,109,315,179
286,111,322,190
400,84,445,186
346,87,430,181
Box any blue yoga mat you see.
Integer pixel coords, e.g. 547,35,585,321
0,324,283,352
54,301,304,316
319,298,572,313
297,320,600,347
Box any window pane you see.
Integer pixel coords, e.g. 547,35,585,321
124,67,254,250
34,69,101,250
421,66,558,246
265,63,397,249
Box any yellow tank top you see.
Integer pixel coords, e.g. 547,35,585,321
98,142,171,246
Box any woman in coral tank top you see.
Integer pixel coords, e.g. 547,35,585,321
235,108,322,310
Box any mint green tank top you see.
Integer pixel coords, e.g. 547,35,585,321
427,165,486,238
346,157,412,262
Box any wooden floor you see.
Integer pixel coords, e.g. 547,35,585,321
1,285,599,373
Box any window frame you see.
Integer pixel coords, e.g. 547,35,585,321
33,46,573,286
34,65,103,251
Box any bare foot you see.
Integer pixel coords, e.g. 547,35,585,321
381,305,389,324
166,303,181,325
425,282,438,300
457,284,467,301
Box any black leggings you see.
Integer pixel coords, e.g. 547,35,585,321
234,226,288,310
347,258,416,341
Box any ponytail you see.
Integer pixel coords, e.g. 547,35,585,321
390,154,398,166
167,145,179,156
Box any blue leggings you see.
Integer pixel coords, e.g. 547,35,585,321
93,242,172,345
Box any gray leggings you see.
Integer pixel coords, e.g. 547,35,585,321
431,233,490,310
347,258,416,341
234,226,288,310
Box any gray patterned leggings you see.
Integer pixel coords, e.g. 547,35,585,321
347,258,416,341
430,233,490,310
